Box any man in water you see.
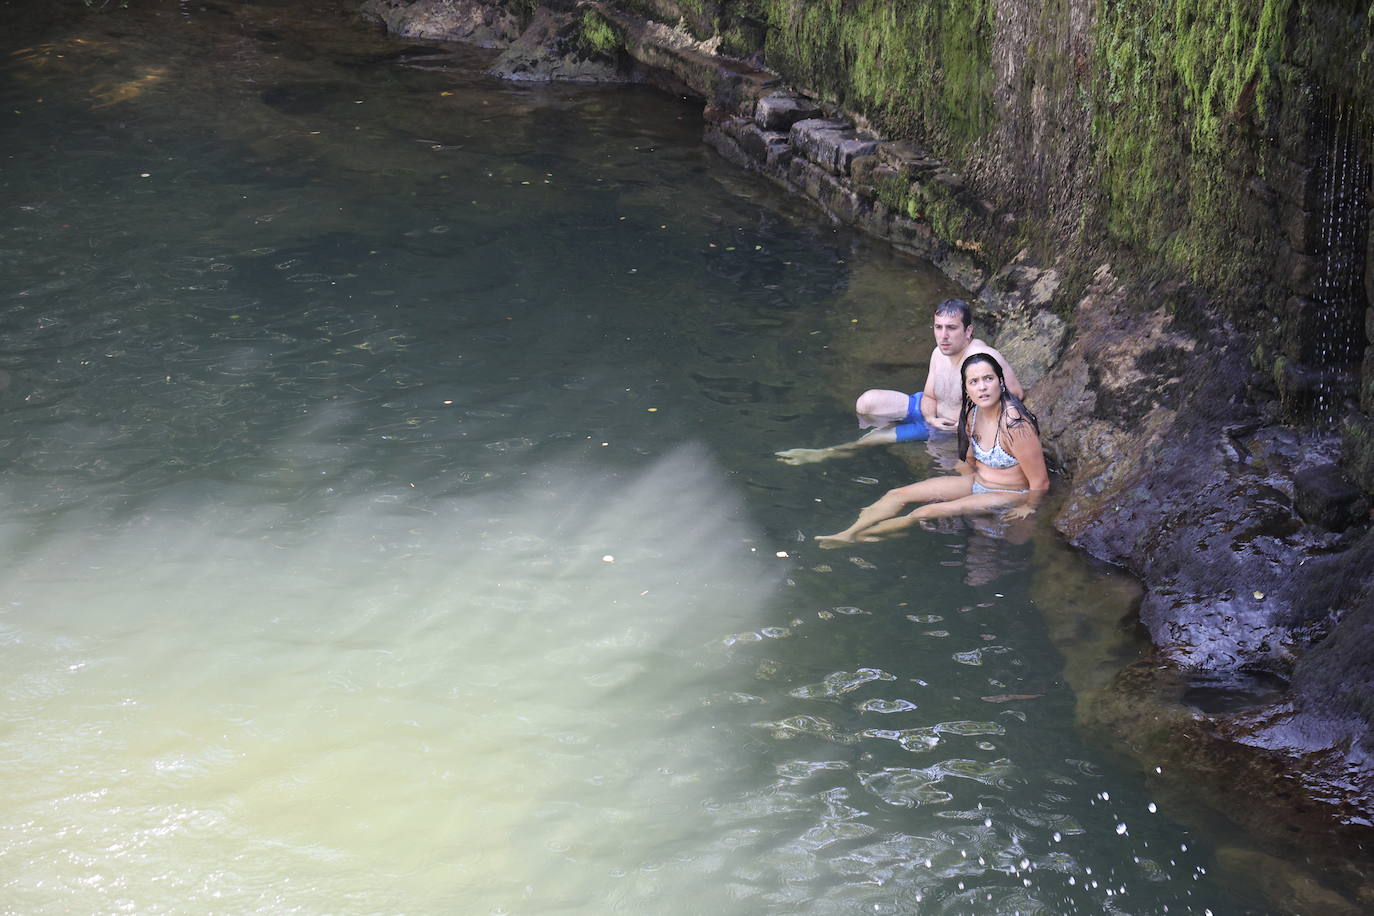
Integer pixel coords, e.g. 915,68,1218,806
775,297,1023,465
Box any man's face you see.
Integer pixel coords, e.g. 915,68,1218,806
933,313,973,356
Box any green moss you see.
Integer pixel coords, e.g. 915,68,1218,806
737,0,996,156
869,172,912,216
1342,416,1374,495
574,8,624,58
1090,0,1296,293
538,0,1370,334
1273,354,1291,408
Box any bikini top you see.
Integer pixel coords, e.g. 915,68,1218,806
968,406,1019,469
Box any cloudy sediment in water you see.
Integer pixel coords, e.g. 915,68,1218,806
2,444,784,911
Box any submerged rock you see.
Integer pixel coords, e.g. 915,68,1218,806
260,81,353,114
1215,847,1368,916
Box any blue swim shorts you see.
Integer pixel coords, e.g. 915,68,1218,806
893,392,929,442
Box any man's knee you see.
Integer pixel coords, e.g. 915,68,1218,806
856,389,908,418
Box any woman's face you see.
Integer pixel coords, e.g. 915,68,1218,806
964,360,1002,408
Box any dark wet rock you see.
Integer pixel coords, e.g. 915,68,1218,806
487,8,629,82
1294,462,1370,530
602,8,781,107
1182,669,1291,716
977,250,1066,391
738,123,789,166
836,137,879,176
754,94,822,132
360,0,520,48
977,249,1062,325
1033,266,1368,673
1025,258,1374,856
788,118,856,175
991,309,1068,395
875,138,941,180
1261,527,1374,758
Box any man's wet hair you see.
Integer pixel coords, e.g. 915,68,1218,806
933,298,972,328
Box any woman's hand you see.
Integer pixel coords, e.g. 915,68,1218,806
1003,504,1035,520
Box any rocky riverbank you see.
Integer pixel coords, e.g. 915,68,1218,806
358,0,1374,907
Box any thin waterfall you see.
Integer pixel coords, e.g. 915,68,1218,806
1309,94,1372,424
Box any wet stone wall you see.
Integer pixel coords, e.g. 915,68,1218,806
1272,94,1373,424
702,99,992,291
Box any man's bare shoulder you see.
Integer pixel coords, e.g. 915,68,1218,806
967,340,1013,364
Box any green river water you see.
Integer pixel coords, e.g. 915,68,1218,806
0,1,1287,912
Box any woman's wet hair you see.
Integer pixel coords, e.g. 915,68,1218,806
957,353,1039,462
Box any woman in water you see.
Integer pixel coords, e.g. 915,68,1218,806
815,353,1048,547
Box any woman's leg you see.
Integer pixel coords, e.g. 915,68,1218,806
816,476,972,547
910,490,1024,520
854,490,1024,542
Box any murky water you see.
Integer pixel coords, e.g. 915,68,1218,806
0,2,1275,913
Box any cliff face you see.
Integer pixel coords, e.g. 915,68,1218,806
360,0,1374,875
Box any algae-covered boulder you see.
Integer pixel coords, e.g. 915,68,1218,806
486,8,631,82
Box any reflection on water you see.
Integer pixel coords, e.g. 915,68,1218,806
0,1,1267,913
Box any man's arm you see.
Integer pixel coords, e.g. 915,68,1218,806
921,359,958,431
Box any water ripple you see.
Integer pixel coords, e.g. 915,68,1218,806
789,666,895,699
